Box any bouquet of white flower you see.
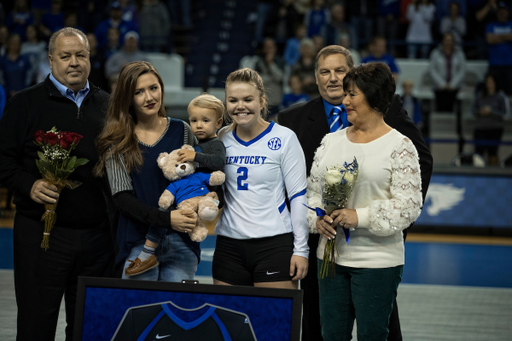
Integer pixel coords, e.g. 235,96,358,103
319,157,359,278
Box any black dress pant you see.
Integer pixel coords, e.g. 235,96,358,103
474,128,504,158
301,233,403,341
13,214,114,341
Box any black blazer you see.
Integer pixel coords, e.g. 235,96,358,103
278,95,433,203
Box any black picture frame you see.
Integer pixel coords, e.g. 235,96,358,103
73,276,303,341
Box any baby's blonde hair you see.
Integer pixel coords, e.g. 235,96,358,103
188,93,225,120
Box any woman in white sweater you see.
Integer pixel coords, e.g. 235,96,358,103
307,62,423,340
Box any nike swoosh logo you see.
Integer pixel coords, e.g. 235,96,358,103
266,271,280,275
225,145,232,149
155,334,171,339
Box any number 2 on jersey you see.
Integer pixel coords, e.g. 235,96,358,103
237,167,248,190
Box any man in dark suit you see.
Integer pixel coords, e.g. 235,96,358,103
278,45,433,341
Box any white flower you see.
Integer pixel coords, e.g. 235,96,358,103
325,169,343,185
344,172,355,184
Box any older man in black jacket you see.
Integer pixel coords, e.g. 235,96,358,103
278,45,433,341
0,27,114,341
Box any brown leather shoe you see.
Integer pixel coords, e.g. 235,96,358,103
125,255,159,277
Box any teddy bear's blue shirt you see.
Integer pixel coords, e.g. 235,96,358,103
165,172,212,205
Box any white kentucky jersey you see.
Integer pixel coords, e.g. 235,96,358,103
216,122,309,257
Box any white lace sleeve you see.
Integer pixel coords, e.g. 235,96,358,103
306,135,329,233
367,137,423,236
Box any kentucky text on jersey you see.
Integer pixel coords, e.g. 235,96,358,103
226,156,267,165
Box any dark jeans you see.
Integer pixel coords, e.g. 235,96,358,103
301,234,403,341
318,261,403,341
434,89,459,112
146,225,167,244
13,214,114,341
474,128,504,158
301,234,323,341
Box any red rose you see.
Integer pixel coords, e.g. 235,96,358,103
69,132,83,145
44,132,59,146
59,132,73,150
33,130,45,145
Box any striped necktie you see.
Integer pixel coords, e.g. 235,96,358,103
330,106,346,133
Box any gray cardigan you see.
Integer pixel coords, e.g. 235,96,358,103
429,45,466,90
473,91,511,130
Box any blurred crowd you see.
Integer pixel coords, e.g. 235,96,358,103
251,0,511,110
0,0,185,104
250,0,511,166
0,0,510,163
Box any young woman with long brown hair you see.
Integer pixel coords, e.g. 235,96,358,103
95,61,199,281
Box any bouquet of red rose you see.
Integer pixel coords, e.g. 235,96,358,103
33,127,89,250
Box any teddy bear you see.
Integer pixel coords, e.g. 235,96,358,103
157,144,225,242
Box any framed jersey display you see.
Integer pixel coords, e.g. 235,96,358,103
73,277,303,341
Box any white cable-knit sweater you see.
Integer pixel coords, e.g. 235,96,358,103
307,129,423,268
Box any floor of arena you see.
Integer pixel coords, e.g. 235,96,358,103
1,223,511,340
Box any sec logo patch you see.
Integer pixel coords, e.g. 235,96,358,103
268,137,281,150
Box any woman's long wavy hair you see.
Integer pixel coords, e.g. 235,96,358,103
94,61,166,176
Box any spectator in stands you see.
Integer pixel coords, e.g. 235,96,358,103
304,0,330,38
406,0,436,59
255,0,276,43
429,32,466,111
30,0,51,24
475,0,500,59
473,72,511,165
0,26,7,56
291,38,319,98
486,2,512,95
95,1,138,49
59,12,85,33
324,3,357,49
167,0,192,29
312,34,325,53
87,33,108,92
255,37,285,117
436,0,466,20
281,74,310,110
103,27,122,61
441,1,467,45
105,31,148,81
6,0,34,40
338,33,360,66
362,36,400,83
0,34,32,98
402,79,424,127
377,0,400,56
294,0,310,15
399,0,413,25
284,24,307,66
39,0,64,39
120,0,140,30
265,0,301,43
345,0,377,49
139,0,171,52
21,25,47,85
78,0,107,34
